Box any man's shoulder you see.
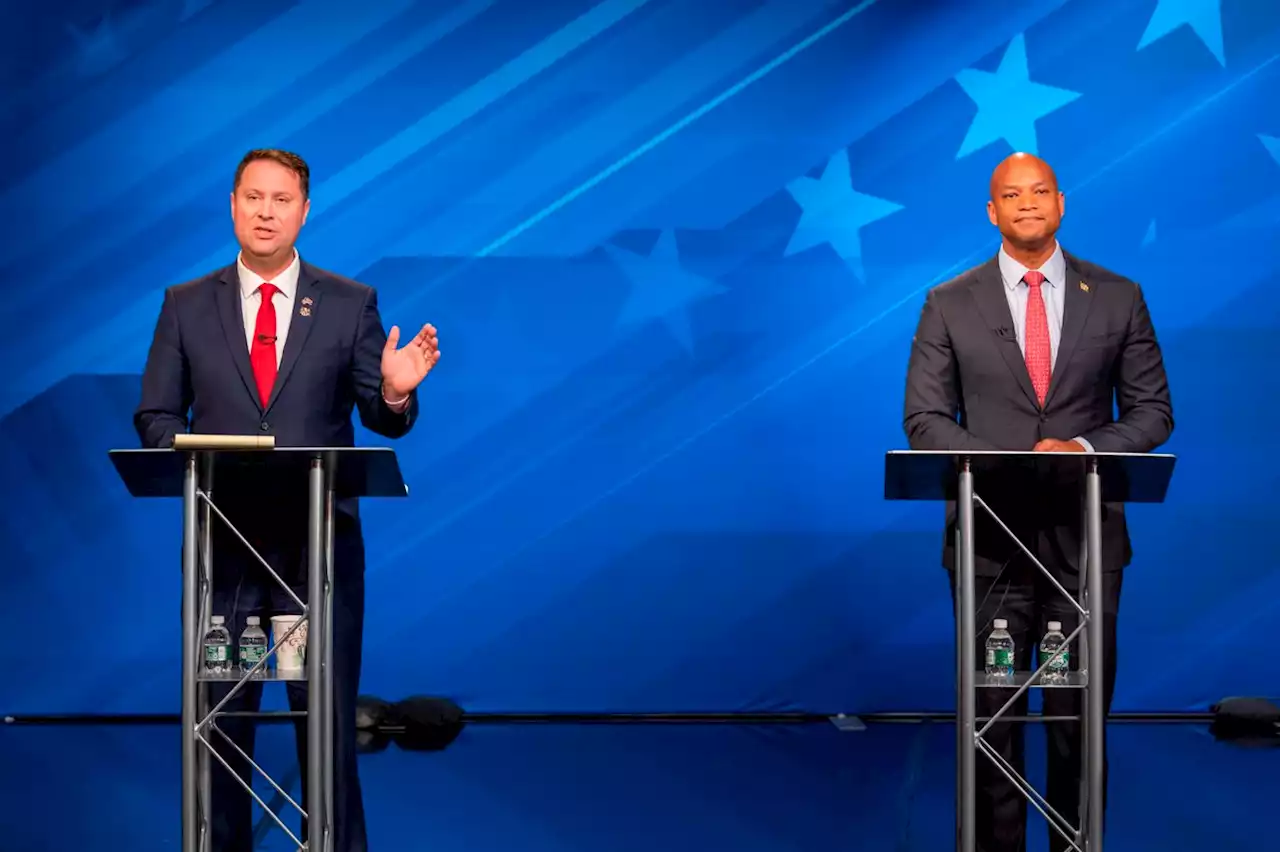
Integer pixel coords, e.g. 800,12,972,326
166,265,233,301
302,261,376,302
1064,252,1139,291
927,257,996,303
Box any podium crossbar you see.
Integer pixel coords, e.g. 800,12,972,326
973,493,1087,620
209,722,306,819
195,730,306,850
977,738,1082,852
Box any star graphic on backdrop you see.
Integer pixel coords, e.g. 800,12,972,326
784,149,903,282
1142,220,1158,247
954,33,1082,159
1137,0,1225,66
606,230,727,354
180,0,218,22
66,16,126,78
1260,135,1280,168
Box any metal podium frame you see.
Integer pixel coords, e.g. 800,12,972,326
109,443,408,852
884,450,1176,852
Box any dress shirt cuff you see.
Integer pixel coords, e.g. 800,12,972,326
381,383,411,413
1072,436,1094,453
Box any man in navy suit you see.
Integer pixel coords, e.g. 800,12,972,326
902,153,1173,852
135,149,441,852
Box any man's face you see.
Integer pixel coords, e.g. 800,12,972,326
986,159,1063,247
230,159,310,263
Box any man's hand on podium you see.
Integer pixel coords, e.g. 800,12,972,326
381,322,441,403
1033,438,1086,453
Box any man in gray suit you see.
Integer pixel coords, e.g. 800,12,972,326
902,153,1173,852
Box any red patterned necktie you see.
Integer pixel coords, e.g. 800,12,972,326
250,282,279,407
1023,270,1051,405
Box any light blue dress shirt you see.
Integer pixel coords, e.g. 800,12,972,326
994,241,1093,451
998,241,1066,368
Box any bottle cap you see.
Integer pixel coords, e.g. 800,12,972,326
1047,621,1062,631
211,615,225,624
993,618,1008,629
247,616,260,625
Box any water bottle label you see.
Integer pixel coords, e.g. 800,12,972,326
240,646,265,664
1039,648,1069,669
988,649,1012,668
204,644,227,663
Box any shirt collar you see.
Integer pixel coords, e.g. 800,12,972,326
237,250,300,300
998,241,1066,291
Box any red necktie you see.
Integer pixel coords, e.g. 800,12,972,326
250,282,279,407
1023,270,1051,405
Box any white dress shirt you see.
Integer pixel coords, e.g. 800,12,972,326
237,250,300,367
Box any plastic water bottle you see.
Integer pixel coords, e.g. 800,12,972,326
239,616,268,676
1038,621,1069,684
203,615,232,675
985,618,1015,678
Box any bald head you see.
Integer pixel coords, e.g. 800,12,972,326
989,153,1059,200
986,152,1064,255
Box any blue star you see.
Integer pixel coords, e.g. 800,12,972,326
181,0,218,22
1260,135,1280,168
784,149,903,281
607,230,726,354
954,34,1082,159
66,16,126,78
1137,0,1225,66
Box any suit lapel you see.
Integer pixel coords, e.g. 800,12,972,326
1043,255,1096,408
215,265,264,412
969,259,1040,408
266,262,322,411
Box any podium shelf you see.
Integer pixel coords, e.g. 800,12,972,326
976,671,1087,689
196,669,307,683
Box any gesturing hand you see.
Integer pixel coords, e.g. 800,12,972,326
381,323,440,398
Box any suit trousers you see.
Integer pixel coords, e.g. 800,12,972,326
201,501,368,852
950,548,1123,852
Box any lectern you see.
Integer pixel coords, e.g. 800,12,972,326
884,450,1175,852
109,440,409,852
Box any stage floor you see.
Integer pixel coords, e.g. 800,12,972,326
0,719,1272,850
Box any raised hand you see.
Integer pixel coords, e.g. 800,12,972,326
381,323,440,398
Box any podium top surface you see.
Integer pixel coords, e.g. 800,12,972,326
883,450,1176,503
108,447,408,499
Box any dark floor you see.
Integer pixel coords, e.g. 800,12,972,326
0,719,1273,851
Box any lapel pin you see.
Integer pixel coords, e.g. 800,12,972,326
302,297,313,306
299,306,311,317
1079,281,1090,293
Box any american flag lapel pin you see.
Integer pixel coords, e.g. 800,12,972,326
300,296,313,317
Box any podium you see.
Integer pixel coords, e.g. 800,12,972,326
884,450,1175,852
109,441,409,852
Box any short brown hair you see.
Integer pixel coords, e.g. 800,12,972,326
233,148,310,198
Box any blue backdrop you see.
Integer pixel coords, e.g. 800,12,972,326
0,0,1276,716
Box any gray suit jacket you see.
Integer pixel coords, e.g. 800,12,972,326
902,251,1173,576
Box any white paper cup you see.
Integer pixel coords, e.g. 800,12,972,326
271,615,308,671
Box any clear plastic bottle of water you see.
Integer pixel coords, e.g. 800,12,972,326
1038,621,1069,684
985,618,1015,678
239,616,268,677
203,615,232,675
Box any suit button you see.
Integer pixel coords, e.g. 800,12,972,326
260,421,270,432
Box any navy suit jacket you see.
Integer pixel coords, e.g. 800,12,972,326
902,251,1174,576
135,259,419,521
